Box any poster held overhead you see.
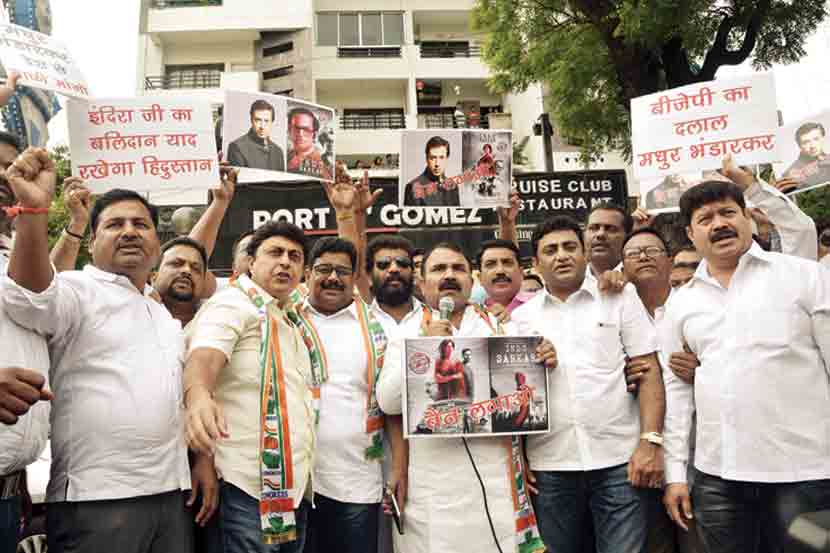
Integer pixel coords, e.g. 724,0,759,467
631,73,779,181
222,90,335,183
400,129,511,209
0,22,89,99
67,97,220,195
775,111,830,195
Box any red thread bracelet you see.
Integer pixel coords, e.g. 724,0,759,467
1,205,50,218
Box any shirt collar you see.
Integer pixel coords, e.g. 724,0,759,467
542,271,598,305
83,265,155,296
371,296,423,319
692,241,771,286
304,297,358,320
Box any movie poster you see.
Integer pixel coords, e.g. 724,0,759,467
399,129,512,209
774,110,830,195
403,336,549,439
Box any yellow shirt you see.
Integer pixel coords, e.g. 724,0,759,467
187,283,315,506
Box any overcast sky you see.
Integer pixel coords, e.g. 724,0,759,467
44,3,830,146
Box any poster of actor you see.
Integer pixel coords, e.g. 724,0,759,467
403,336,549,438
640,170,731,213
459,130,512,209
400,130,463,208
285,99,335,181
223,92,287,172
488,338,549,434
776,111,830,194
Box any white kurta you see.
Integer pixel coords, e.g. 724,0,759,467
377,306,521,553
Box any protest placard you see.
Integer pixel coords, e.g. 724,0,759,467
0,22,89,99
638,170,733,214
775,110,830,195
67,97,220,194
222,90,335,183
403,336,549,439
400,129,512,209
631,73,779,180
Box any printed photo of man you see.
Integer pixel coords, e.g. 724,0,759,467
226,99,285,171
286,107,332,180
783,122,830,191
403,135,460,207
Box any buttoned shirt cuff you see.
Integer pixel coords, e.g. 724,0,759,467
665,461,688,484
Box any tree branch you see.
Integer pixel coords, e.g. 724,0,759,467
698,0,771,80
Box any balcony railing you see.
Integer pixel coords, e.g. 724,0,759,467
340,112,405,130
152,0,222,7
419,43,481,58
337,47,402,58
145,73,221,90
420,112,491,129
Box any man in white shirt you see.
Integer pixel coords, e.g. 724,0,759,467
377,242,556,553
621,228,702,553
185,221,315,553
1,148,193,553
585,202,633,276
662,179,830,553
512,215,665,553
154,236,209,327
301,237,401,553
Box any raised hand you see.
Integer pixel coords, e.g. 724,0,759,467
215,165,238,205
62,177,92,232
6,148,57,209
720,154,754,192
497,188,520,222
355,170,382,213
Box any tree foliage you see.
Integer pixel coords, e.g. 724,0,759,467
473,0,827,159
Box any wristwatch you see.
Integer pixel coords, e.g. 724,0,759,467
640,432,664,446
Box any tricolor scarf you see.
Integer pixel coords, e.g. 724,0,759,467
288,296,387,461
420,302,544,550
232,274,303,545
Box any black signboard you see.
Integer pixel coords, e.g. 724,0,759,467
211,170,627,271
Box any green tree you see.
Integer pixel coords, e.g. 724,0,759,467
473,0,827,158
795,186,830,225
48,144,91,269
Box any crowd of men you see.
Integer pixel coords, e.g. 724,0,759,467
1,75,830,553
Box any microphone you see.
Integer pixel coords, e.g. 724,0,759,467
439,296,455,321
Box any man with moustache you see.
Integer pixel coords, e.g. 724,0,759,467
184,221,315,552
584,202,632,277
366,234,422,339
662,179,830,553
298,237,405,553
477,239,529,321
377,241,556,553
511,215,664,553
1,149,195,553
154,237,209,327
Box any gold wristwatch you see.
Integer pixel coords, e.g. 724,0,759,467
640,432,664,446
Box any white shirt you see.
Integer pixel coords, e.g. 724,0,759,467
187,284,315,507
377,305,522,553
664,243,830,484
745,178,817,259
370,297,424,342
1,265,191,502
0,254,50,476
821,255,830,268
306,301,383,504
512,275,658,471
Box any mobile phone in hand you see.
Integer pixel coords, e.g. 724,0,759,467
386,485,404,535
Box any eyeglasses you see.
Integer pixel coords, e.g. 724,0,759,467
312,264,353,278
375,256,413,270
623,246,667,260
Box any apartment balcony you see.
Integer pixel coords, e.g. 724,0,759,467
419,42,481,58
146,0,312,43
412,10,489,79
142,70,260,103
339,110,406,130
337,46,402,59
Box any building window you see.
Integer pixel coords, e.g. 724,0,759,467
153,64,223,89
263,42,293,57
317,12,404,46
317,13,338,46
262,66,294,80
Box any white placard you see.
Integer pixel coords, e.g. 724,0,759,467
775,110,830,195
0,23,89,99
222,90,335,183
631,73,779,180
399,129,512,208
67,97,220,195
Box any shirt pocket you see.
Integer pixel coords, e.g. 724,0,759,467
588,322,622,369
738,308,791,349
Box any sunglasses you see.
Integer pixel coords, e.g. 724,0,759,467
375,256,413,270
